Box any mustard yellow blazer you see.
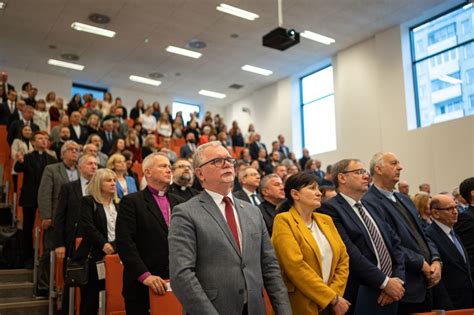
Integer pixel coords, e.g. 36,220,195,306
271,207,349,315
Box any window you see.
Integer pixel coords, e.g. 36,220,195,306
300,66,337,155
172,101,200,126
71,83,107,101
410,3,474,128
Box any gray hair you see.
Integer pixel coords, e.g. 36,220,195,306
78,153,97,166
142,152,169,173
369,152,385,176
192,141,223,169
60,140,79,156
259,173,280,192
281,158,294,167
332,159,361,189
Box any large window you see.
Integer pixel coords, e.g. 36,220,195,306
71,83,107,101
300,66,337,155
172,101,200,125
411,3,474,128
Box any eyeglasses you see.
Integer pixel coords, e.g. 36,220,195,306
67,148,79,153
199,157,236,168
174,164,192,170
342,168,368,175
433,206,457,212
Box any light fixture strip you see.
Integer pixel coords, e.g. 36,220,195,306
47,59,84,71
199,89,226,99
241,65,273,76
129,75,161,87
165,46,202,59
216,3,259,21
71,22,116,38
0,1,6,9
300,30,335,45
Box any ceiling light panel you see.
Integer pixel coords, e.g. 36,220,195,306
0,2,6,9
48,59,84,71
71,22,116,38
300,30,335,45
166,46,202,59
199,89,226,99
216,3,259,21
241,65,273,76
129,75,162,87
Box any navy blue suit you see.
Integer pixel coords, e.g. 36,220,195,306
320,193,405,313
426,222,472,309
363,186,441,304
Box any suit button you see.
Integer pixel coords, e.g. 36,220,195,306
238,289,244,294
241,263,246,269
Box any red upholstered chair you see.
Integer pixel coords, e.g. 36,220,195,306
149,282,182,315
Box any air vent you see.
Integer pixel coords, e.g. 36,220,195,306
230,33,239,38
229,84,243,89
149,72,164,79
60,53,79,61
88,13,111,24
188,39,206,49
48,44,57,50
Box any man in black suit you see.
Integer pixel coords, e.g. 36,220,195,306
298,148,310,171
179,132,197,159
427,194,473,309
455,177,474,276
50,126,70,160
249,133,267,160
320,158,405,314
258,174,285,236
99,117,117,155
277,134,290,159
168,158,199,201
7,105,39,145
233,166,263,206
0,89,17,125
116,152,184,314
14,131,57,268
68,111,88,145
363,152,444,313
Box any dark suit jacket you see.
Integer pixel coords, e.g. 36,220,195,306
14,151,57,208
320,193,405,310
180,143,195,159
427,222,472,309
7,120,39,145
278,145,290,159
54,180,84,252
129,108,144,120
0,101,16,125
116,188,184,302
258,200,277,236
363,186,441,303
69,124,88,145
99,131,118,155
168,183,199,202
233,189,263,205
455,205,474,276
249,141,267,160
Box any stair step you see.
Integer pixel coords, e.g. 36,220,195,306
0,296,48,315
0,281,34,298
0,269,33,283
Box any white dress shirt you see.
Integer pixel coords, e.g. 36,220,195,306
80,176,89,196
103,202,117,242
307,220,333,283
242,187,260,206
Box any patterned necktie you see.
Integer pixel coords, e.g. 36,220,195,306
450,230,466,262
250,193,259,206
355,202,392,276
222,196,241,251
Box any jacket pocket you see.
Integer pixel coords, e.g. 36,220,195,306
204,288,218,301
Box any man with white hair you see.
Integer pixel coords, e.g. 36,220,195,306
86,134,108,167
233,166,263,206
116,153,184,314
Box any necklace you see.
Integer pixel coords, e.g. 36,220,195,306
306,220,314,230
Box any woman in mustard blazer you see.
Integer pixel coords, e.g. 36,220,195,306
272,172,350,315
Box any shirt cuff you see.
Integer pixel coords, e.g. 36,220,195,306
379,276,389,289
138,272,151,283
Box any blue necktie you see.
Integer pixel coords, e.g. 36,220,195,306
450,230,466,262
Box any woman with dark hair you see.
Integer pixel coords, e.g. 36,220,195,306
130,99,145,120
229,120,245,147
67,93,83,115
109,138,125,156
152,101,161,120
272,172,350,315
49,97,65,122
20,81,32,100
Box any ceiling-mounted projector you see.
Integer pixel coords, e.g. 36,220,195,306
262,27,300,51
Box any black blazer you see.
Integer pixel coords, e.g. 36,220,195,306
0,101,16,125
7,120,39,145
258,200,277,236
233,189,263,205
116,188,184,301
320,193,405,310
363,185,441,303
69,125,89,145
168,183,199,202
76,196,117,263
427,222,472,309
99,131,118,155
14,151,57,208
455,206,474,275
54,180,84,251
129,107,144,120
249,141,267,160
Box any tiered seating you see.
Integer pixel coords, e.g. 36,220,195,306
105,254,125,315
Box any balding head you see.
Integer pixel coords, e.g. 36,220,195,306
430,194,458,228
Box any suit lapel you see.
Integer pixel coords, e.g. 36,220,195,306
433,223,468,270
73,180,82,199
58,163,70,184
289,208,322,267
143,189,168,232
199,191,241,257
233,197,248,258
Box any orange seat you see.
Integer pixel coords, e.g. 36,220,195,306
446,309,474,315
127,119,134,128
105,254,125,315
173,138,185,148
264,290,272,314
149,283,182,315
233,146,244,159
0,125,8,164
410,312,437,315
132,162,143,186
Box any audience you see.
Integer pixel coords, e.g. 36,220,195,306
107,153,137,199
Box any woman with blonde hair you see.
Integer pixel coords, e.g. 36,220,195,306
107,153,137,199
412,191,432,226
76,168,118,314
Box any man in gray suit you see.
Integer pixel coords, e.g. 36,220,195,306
36,140,79,297
169,141,291,315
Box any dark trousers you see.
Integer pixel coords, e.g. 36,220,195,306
22,206,37,265
398,289,433,315
37,227,55,291
124,284,150,315
80,260,104,315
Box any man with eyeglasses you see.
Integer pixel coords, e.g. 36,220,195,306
363,152,445,313
426,194,472,310
36,140,80,298
234,166,263,206
169,141,291,315
168,158,199,201
116,152,184,314
320,158,406,315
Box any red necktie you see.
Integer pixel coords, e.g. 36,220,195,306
222,196,240,251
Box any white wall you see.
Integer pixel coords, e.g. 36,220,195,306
225,26,474,193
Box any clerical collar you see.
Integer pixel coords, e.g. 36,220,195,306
148,185,166,197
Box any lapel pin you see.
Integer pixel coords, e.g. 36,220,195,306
240,204,244,208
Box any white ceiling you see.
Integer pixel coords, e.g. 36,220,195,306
0,0,448,106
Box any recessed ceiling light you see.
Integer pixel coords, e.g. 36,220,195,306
71,22,116,38
216,3,259,21
300,30,335,45
166,46,202,59
199,89,226,99
241,65,273,76
48,59,84,71
0,1,6,9
129,75,161,87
